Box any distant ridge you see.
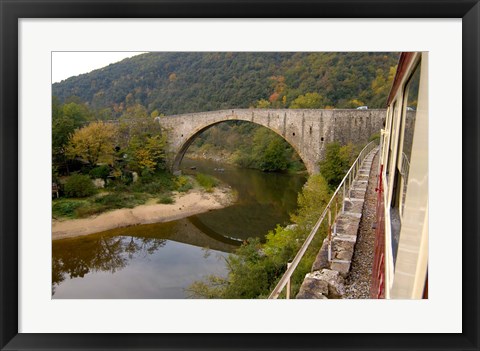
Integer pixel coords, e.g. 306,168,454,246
52,52,399,116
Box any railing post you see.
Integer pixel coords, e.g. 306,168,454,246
334,196,338,236
342,182,346,212
348,173,352,197
328,207,332,241
286,262,292,299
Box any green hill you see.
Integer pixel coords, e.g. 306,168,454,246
52,52,399,116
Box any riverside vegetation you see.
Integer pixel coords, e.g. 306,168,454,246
52,101,222,220
187,142,362,298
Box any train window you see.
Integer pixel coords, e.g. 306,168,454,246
390,61,421,265
385,102,397,178
399,63,421,215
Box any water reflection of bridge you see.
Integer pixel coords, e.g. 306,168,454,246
52,217,242,295
100,217,242,253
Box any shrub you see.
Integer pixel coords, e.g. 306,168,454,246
175,175,193,192
74,204,108,218
130,171,176,194
232,149,254,168
89,165,110,180
107,180,129,192
131,180,163,194
140,168,154,182
64,174,97,198
52,199,85,218
121,171,134,185
158,194,174,204
196,173,218,192
94,193,147,209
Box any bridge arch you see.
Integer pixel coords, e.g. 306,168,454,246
158,109,385,175
171,119,308,174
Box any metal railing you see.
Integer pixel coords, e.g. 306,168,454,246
268,140,378,299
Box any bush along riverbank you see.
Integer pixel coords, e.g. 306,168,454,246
52,183,236,240
51,102,232,223
52,171,228,221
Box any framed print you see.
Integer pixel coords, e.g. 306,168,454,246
1,0,479,350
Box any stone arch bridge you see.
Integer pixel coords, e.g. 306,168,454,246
158,109,385,174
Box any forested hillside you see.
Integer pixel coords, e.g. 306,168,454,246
53,52,399,116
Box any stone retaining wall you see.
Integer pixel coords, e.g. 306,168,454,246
296,148,378,299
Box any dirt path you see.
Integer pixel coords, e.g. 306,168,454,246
52,187,235,240
344,152,379,299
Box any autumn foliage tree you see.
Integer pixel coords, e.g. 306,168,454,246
117,104,167,174
127,134,166,174
66,121,118,167
289,92,325,109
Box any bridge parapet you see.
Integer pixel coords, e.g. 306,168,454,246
158,109,385,174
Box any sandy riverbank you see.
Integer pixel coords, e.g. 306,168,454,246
52,187,235,240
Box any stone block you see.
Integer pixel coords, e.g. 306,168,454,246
332,237,355,252
92,178,105,189
330,260,351,278
343,199,364,213
343,211,362,219
311,239,330,271
296,277,329,299
307,269,345,299
350,189,367,198
336,217,360,236
336,250,353,261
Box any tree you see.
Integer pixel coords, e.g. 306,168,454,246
289,92,325,109
347,99,365,108
290,174,332,229
116,104,167,173
319,142,357,190
52,99,91,174
260,137,290,171
251,128,291,172
255,99,271,108
127,134,166,173
117,104,162,147
66,121,118,166
368,65,397,107
62,102,93,123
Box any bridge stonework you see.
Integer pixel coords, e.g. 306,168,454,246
158,109,385,174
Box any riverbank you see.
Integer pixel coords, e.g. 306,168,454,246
52,186,235,240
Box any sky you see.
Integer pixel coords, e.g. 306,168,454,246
52,52,146,83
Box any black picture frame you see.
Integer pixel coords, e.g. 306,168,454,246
1,1,479,350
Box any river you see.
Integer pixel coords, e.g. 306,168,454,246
52,159,306,298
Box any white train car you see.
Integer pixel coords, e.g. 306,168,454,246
371,52,429,299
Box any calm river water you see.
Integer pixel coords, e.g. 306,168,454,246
52,159,306,298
